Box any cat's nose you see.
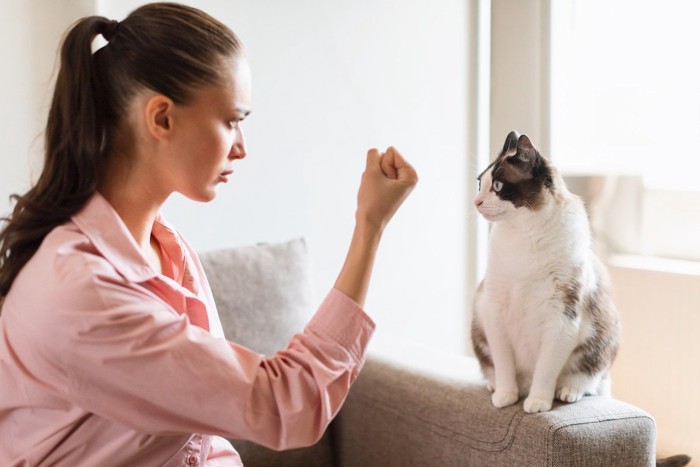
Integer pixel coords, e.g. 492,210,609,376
474,198,483,207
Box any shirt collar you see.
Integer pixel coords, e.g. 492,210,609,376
71,192,159,283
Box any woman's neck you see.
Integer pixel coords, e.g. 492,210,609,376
102,187,162,248
98,153,169,267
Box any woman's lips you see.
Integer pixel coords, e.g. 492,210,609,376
219,170,234,183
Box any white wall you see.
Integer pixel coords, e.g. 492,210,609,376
0,1,35,202
0,0,94,207
1,0,473,354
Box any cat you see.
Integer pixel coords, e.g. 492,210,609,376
471,130,620,414
471,130,691,467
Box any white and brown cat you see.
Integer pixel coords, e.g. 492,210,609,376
471,130,620,414
471,130,691,466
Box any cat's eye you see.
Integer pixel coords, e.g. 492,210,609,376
493,180,503,192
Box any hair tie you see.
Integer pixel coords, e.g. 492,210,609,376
101,19,120,42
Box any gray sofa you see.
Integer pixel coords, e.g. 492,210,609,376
199,238,657,467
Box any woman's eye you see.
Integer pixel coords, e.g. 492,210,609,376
229,116,245,127
493,180,503,192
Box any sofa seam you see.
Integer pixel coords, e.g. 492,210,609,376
545,413,656,467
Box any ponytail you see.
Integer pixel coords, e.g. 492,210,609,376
0,16,114,298
0,3,242,299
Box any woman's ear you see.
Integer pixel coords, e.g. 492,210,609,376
144,94,174,140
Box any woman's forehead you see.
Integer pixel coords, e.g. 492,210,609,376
220,56,252,111
189,59,251,114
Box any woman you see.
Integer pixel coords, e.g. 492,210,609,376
0,3,417,465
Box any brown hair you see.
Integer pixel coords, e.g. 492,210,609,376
0,3,243,298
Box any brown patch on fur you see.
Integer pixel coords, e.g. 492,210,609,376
471,282,493,370
557,267,583,320
515,181,549,211
494,159,531,184
572,263,620,376
491,157,553,211
471,319,493,370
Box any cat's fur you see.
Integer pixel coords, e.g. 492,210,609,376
471,131,620,414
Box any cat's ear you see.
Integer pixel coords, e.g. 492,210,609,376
501,130,520,157
516,134,538,164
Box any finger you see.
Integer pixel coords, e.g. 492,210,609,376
386,146,408,169
380,148,399,180
393,151,418,184
384,147,418,185
366,148,381,171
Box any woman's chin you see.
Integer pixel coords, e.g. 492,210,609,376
180,187,219,203
200,188,219,202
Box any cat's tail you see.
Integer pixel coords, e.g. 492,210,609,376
656,454,691,467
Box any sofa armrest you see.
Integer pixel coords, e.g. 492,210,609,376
333,337,656,467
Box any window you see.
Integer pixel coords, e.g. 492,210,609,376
550,0,700,261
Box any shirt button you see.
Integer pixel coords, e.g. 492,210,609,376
186,454,199,465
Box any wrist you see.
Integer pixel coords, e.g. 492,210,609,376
354,214,385,243
334,216,382,307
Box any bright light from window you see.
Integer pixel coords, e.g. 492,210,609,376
551,0,700,191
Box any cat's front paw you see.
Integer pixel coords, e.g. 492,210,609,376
524,395,553,413
556,386,585,403
492,390,519,408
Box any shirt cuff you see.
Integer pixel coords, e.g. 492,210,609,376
304,288,376,364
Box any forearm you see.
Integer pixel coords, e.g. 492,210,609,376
333,220,382,308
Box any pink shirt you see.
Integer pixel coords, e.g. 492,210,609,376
0,193,375,466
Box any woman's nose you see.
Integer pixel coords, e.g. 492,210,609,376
229,125,247,160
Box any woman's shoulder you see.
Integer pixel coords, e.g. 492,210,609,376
13,221,122,298
43,221,113,273
2,222,125,336
5,218,171,331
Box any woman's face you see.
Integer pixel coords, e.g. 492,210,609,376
166,56,252,202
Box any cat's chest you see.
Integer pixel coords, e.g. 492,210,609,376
487,233,549,278
483,229,571,310
486,219,576,277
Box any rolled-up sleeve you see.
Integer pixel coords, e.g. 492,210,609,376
241,288,374,448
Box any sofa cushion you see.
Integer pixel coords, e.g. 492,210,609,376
199,238,315,356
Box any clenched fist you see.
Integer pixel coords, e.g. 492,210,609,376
356,146,418,231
